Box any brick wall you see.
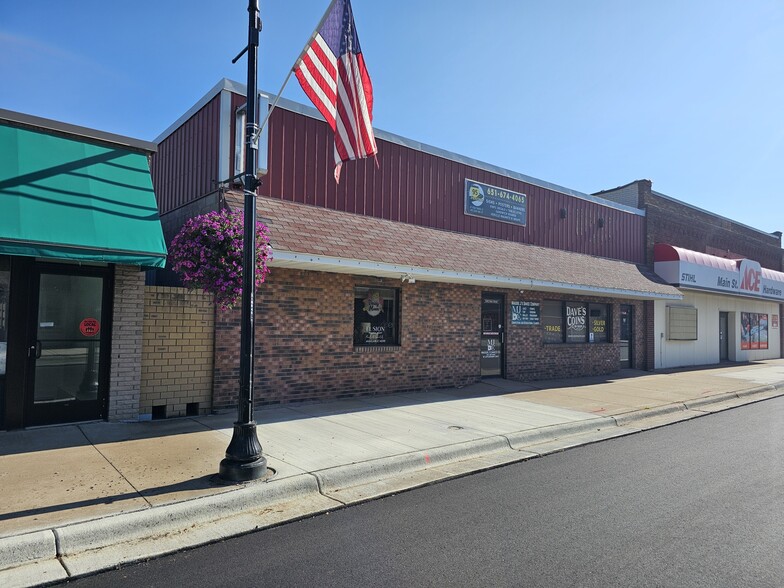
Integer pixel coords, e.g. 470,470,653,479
505,297,646,380
598,180,783,271
140,286,215,419
637,182,783,270
212,268,646,408
108,266,145,421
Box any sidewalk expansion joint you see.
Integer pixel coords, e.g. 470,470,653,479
52,528,71,578
77,424,153,509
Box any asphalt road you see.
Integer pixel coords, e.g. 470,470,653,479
64,396,784,587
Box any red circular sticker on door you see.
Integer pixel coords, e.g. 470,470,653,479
80,318,101,337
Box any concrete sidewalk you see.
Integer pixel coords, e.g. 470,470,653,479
3,360,784,586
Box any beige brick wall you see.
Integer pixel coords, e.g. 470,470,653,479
141,286,215,419
108,266,145,421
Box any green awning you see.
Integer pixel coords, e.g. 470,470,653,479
0,123,167,268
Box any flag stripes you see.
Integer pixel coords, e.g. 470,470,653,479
295,0,377,181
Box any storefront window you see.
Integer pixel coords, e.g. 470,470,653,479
544,300,611,344
589,304,609,343
353,287,400,346
542,301,564,344
742,312,769,350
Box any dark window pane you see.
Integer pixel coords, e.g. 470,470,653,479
589,304,609,343
354,287,399,346
542,301,563,344
565,302,587,343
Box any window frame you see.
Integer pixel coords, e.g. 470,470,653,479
353,286,401,347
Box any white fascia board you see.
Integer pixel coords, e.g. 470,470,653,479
270,250,682,301
218,89,233,187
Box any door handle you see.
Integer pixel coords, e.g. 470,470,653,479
28,340,42,359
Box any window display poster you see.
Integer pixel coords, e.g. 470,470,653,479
759,314,768,350
741,312,750,350
511,301,540,326
565,303,587,343
742,312,769,351
773,315,779,329
750,313,760,349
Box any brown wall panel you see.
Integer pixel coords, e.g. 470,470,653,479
151,94,222,215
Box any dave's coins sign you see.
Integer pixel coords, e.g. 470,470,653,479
79,318,100,337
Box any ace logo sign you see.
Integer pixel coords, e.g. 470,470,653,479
738,259,762,294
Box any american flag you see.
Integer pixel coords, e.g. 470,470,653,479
295,0,377,182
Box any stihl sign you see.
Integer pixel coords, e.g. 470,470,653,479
655,255,784,301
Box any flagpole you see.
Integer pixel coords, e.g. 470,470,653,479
255,0,338,138
219,0,267,483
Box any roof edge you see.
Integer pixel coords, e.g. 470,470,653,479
0,108,157,154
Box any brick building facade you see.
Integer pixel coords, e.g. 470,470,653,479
149,79,681,413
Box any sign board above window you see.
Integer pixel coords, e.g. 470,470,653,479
464,179,527,226
510,301,540,325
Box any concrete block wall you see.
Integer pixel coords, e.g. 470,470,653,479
108,266,145,421
140,287,215,419
212,268,644,409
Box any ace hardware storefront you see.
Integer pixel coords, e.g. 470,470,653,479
0,110,166,429
652,243,783,368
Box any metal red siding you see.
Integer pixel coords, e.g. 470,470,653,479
153,92,644,264
259,107,644,263
151,94,222,215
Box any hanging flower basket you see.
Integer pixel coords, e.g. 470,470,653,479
169,209,271,309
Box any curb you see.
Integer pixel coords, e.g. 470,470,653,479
0,530,55,573
54,473,319,558
612,383,784,426
0,473,331,585
505,416,617,449
312,435,512,496
610,402,689,426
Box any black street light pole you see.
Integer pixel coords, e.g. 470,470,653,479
219,0,267,482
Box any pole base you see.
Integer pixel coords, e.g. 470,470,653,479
218,422,268,482
219,454,268,482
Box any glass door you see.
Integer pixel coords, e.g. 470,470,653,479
719,312,729,361
481,293,504,377
619,305,633,369
26,268,109,426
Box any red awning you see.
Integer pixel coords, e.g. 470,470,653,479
653,243,738,271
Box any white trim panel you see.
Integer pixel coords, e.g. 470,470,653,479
270,250,682,301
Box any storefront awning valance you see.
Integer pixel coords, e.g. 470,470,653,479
226,193,682,301
654,243,784,301
0,122,167,268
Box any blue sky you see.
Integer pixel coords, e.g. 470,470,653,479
2,1,783,237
